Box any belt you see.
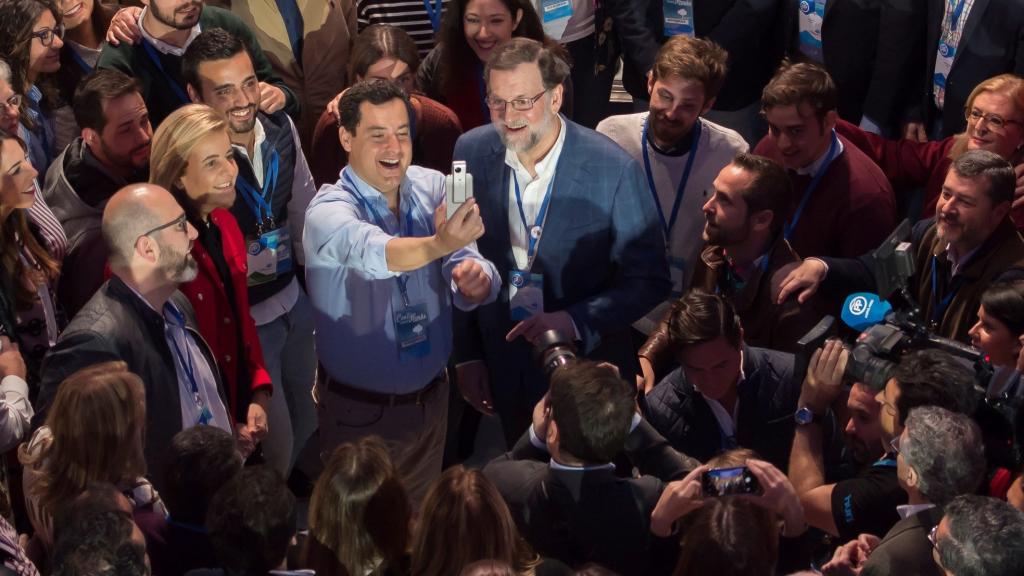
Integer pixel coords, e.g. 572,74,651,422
318,367,446,407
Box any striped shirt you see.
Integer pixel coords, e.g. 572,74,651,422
357,0,449,57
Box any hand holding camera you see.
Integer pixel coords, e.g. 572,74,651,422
801,339,849,414
433,198,484,255
650,465,708,537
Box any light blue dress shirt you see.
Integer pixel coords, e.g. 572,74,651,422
304,165,500,393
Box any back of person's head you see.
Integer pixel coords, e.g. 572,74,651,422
902,407,985,505
52,483,148,576
72,70,141,133
20,361,146,513
937,494,1024,576
337,80,410,134
573,564,620,576
304,436,411,576
459,559,516,576
650,35,728,101
673,496,778,576
889,350,978,426
206,466,297,575
411,466,537,576
484,37,570,92
181,27,251,94
162,425,243,526
547,360,634,463
667,289,742,349
950,148,1016,205
349,24,421,81
728,152,794,236
760,61,838,121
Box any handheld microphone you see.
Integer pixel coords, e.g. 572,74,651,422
841,292,892,332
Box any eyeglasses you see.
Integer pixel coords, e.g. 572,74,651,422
1,94,21,111
29,23,65,47
889,436,902,455
485,89,547,113
965,108,1022,131
140,213,188,238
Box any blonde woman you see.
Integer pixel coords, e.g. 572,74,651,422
19,361,153,551
149,103,272,459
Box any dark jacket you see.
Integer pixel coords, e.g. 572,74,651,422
820,217,1024,342
483,422,694,575
645,345,800,471
36,276,228,491
861,506,944,576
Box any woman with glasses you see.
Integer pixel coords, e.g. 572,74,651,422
149,104,272,460
309,24,463,188
836,74,1024,226
416,0,570,131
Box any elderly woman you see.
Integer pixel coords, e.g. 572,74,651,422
837,74,1024,225
148,104,272,459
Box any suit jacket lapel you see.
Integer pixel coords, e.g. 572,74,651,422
534,119,584,273
482,136,516,277
953,0,989,70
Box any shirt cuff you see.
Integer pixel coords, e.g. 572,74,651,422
1,375,29,403
808,257,829,276
529,424,550,451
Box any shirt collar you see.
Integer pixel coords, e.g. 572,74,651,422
944,242,981,277
896,502,936,520
699,350,745,435
138,6,202,56
795,130,844,176
504,114,567,179
231,117,266,161
549,459,616,472
121,281,183,322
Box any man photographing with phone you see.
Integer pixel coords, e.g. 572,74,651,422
303,80,500,506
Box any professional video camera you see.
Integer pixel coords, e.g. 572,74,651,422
533,330,577,380
797,220,993,392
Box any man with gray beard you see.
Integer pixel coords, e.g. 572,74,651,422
37,184,232,490
452,38,670,444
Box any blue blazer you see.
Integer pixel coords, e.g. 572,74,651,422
452,118,670,408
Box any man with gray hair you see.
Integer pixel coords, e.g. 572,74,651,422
37,184,232,491
823,406,985,576
934,494,1024,576
776,148,1024,343
452,37,670,443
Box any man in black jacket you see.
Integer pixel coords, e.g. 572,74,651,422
483,360,696,575
37,183,232,491
644,289,803,471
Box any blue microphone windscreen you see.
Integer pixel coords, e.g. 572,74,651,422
841,292,892,332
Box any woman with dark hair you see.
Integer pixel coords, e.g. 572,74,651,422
416,0,570,131
310,24,463,187
300,436,411,576
148,104,272,460
412,466,539,576
970,282,1024,369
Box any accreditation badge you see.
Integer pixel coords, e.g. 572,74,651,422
540,0,573,40
394,302,431,359
663,0,695,36
934,40,956,90
509,269,544,321
246,227,293,287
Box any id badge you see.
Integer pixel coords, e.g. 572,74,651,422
933,40,955,92
669,256,687,298
797,0,824,62
394,302,431,359
266,227,293,276
509,269,544,321
246,233,279,287
663,0,695,37
540,0,573,40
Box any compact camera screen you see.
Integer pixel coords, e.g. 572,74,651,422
701,466,762,497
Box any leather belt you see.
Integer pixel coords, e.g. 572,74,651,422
318,367,446,407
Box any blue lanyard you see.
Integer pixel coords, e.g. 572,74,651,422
164,304,211,424
930,255,962,324
642,116,701,239
512,171,555,267
784,131,839,241
142,40,190,105
948,0,968,32
236,149,280,230
68,47,92,74
423,0,443,33
342,169,417,305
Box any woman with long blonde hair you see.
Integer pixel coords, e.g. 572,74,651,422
149,103,272,459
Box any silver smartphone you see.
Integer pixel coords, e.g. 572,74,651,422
445,161,473,220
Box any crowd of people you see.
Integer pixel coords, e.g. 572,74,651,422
0,0,1024,574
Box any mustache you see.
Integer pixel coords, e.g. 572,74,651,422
176,1,201,11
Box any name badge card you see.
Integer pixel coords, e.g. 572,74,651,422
509,270,544,321
394,302,431,359
663,0,695,37
669,256,687,298
797,0,825,62
540,0,573,41
246,228,293,287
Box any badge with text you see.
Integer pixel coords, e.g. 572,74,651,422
246,228,293,286
540,0,573,40
797,0,825,62
663,0,695,37
669,256,687,298
509,269,544,321
394,302,431,359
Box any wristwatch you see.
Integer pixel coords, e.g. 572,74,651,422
794,407,824,426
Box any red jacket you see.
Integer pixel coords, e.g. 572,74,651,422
179,208,271,423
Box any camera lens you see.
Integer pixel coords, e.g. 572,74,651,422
455,166,463,173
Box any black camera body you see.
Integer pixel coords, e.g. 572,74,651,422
533,330,577,379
